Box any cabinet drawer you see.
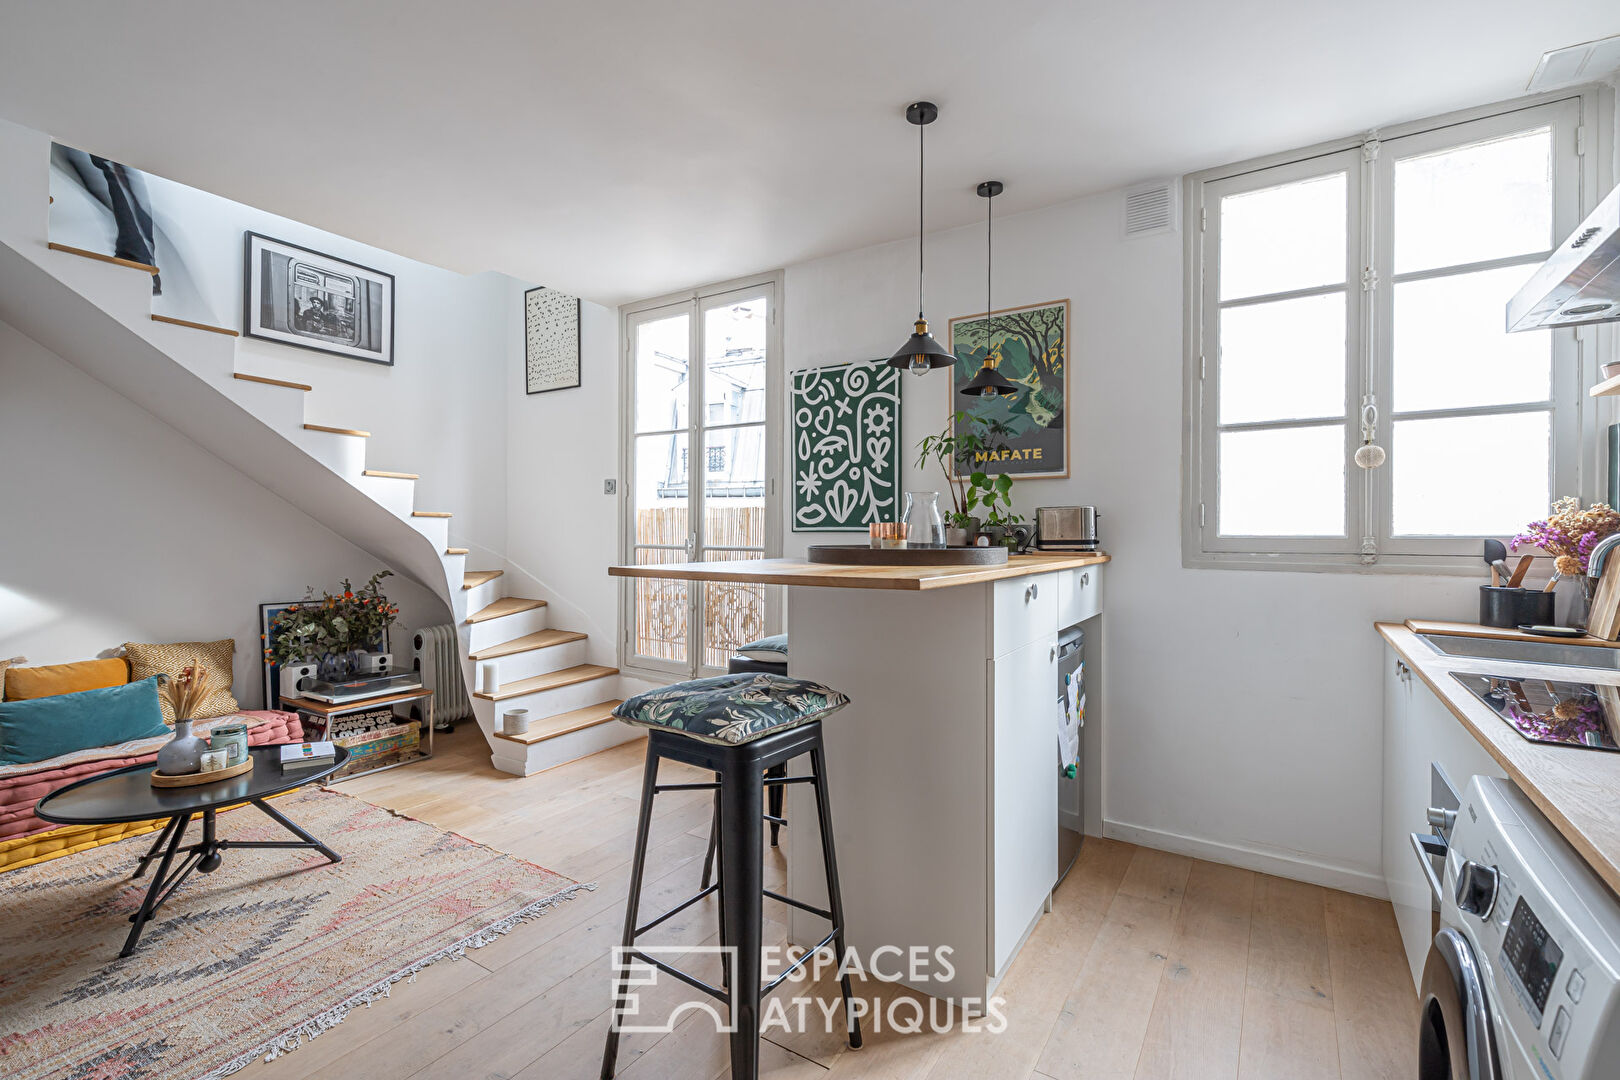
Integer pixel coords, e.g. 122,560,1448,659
994,574,1058,656
1055,566,1102,626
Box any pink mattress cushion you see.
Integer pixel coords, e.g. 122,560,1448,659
0,711,304,842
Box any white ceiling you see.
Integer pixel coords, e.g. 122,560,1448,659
1,1,1616,306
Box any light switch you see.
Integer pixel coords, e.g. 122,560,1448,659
604,479,617,495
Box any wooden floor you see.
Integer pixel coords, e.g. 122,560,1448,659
235,726,1417,1080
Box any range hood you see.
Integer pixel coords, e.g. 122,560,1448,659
1507,182,1620,332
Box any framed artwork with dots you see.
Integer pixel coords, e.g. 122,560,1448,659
525,286,582,394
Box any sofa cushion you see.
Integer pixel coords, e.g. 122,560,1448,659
0,677,170,766
4,658,129,701
735,633,788,662
122,639,239,722
613,672,848,745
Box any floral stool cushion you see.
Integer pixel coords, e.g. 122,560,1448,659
613,673,848,746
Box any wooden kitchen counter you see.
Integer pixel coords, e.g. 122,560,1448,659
1379,619,1620,897
607,552,1109,591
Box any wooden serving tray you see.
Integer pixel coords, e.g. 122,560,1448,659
806,544,1009,566
150,757,253,787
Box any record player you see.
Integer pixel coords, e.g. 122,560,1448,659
297,671,422,705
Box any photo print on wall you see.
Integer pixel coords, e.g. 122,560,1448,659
525,286,582,393
243,232,394,365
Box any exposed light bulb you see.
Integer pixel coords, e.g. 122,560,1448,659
981,386,1000,399
909,355,929,375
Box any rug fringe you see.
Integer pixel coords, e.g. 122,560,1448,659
193,881,597,1080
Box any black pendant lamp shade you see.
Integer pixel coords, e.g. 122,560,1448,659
960,179,1020,398
889,101,955,374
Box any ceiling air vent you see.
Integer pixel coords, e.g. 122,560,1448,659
1124,180,1178,238
1528,33,1620,91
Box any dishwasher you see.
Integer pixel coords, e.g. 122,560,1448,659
1057,624,1085,882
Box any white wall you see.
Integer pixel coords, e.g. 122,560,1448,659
48,159,513,554
0,319,442,709
782,192,1481,895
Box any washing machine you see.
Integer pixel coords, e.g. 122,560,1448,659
1420,775,1620,1079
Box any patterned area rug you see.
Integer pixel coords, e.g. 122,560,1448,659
0,787,589,1080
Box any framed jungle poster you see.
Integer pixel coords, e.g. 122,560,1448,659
947,299,1070,479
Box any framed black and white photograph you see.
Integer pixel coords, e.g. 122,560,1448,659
525,286,581,394
243,232,394,365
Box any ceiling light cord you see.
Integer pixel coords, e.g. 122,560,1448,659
918,119,926,320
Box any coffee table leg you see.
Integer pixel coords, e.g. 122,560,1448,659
122,815,188,958
249,797,342,864
132,816,181,880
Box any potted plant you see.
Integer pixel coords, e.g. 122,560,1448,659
916,412,1020,546
264,570,400,680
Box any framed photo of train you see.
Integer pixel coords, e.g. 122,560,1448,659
242,232,394,365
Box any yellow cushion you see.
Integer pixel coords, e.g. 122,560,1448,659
3,658,129,701
121,639,240,723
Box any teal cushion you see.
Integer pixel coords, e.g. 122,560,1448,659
0,676,170,766
736,634,788,661
614,673,847,745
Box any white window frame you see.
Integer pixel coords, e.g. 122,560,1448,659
619,272,785,680
1183,88,1612,573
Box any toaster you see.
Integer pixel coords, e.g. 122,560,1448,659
1035,506,1100,551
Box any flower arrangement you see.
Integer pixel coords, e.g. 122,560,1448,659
1512,497,1620,576
158,662,219,724
263,570,399,668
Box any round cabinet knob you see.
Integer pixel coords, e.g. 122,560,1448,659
1050,646,1057,662
1026,583,1039,602
1080,572,1090,586
1455,860,1499,919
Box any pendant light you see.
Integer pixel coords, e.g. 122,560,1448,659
888,101,955,374
960,180,1020,398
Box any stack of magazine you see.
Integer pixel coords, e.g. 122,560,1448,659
279,741,337,771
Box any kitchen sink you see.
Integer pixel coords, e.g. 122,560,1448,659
1419,632,1620,671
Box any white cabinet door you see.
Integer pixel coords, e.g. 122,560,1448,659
991,633,1059,976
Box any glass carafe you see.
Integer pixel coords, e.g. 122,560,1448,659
902,491,946,549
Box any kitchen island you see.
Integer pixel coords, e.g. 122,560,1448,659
609,553,1108,1004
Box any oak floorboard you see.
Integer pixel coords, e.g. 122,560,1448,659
1244,874,1335,1008
1324,891,1418,1080
1132,861,1255,1080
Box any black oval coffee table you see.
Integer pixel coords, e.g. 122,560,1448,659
37,744,349,956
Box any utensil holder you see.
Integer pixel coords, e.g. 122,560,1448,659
1479,586,1554,628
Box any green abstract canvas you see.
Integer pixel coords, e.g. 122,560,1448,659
791,361,901,531
948,299,1069,478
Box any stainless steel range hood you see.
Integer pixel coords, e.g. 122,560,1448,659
1507,182,1620,331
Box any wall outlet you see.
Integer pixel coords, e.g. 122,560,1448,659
604,479,617,495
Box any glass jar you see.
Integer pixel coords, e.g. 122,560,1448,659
902,491,946,549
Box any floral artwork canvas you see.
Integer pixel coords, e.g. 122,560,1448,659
791,361,901,531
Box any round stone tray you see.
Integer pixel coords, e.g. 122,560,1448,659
805,544,1009,566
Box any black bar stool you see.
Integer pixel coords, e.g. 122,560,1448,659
601,673,861,1080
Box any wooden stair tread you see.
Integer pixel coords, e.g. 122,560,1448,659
48,242,158,274
304,423,370,437
445,547,469,556
462,570,504,589
492,700,622,744
469,629,587,661
363,469,419,480
235,372,311,391
474,665,618,702
412,510,452,519
466,596,547,624
153,313,238,337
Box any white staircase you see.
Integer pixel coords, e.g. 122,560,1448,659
0,119,639,776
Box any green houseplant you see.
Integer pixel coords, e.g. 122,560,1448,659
264,570,400,679
916,412,1025,547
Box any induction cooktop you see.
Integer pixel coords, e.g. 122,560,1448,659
1451,672,1620,752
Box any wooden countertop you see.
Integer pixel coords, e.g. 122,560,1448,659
1380,619,1620,897
607,552,1109,591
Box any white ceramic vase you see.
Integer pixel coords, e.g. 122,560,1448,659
155,718,209,775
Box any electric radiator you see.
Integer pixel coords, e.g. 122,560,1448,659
413,624,472,728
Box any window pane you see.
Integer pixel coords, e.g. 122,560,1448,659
1393,265,1551,413
1394,127,1553,275
1219,173,1346,301
1219,426,1345,536
1218,292,1346,424
632,547,688,663
634,313,689,433
702,549,768,671
704,297,768,425
705,424,765,501
1391,412,1549,536
634,432,688,517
